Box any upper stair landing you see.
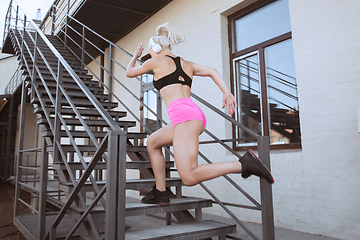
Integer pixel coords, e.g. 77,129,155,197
47,0,173,65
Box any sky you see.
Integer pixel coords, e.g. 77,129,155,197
0,0,53,47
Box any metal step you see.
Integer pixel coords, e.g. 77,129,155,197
35,88,109,102
41,130,147,140
35,106,127,120
70,197,212,219
34,70,95,81
37,117,136,129
31,97,118,109
30,74,99,87
52,161,173,171
47,144,147,154
59,178,183,193
20,52,83,68
30,80,104,93
125,220,236,240
21,62,89,76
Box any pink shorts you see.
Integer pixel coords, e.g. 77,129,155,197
167,98,207,129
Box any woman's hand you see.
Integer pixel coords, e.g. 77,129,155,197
133,43,144,59
222,92,237,115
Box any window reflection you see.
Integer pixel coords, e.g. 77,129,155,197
234,53,262,146
265,39,301,144
142,73,157,121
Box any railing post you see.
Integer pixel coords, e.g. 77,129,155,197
4,95,14,179
107,44,113,110
156,90,162,130
105,131,127,239
19,14,26,68
15,5,19,29
8,1,12,33
258,136,275,240
53,61,64,163
100,51,105,83
51,6,55,36
81,26,86,67
31,31,39,100
37,137,48,240
14,81,27,216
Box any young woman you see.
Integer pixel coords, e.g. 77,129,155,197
126,23,274,205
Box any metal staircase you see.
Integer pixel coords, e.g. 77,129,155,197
1,0,275,239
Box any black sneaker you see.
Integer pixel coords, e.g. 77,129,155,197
141,186,170,205
239,149,274,184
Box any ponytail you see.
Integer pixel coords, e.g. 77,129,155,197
149,23,184,50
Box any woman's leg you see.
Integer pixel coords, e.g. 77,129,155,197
146,124,174,191
173,120,242,186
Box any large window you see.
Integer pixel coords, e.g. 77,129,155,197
229,0,301,150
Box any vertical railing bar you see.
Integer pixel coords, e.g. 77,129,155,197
156,90,162,130
51,6,55,36
117,132,127,240
53,60,63,166
81,25,85,67
15,5,18,29
37,138,48,240
19,14,26,69
105,131,127,239
14,81,26,216
25,155,29,183
31,31,39,101
8,1,12,36
100,51,104,83
258,136,275,240
33,153,36,187
108,44,113,110
4,95,14,180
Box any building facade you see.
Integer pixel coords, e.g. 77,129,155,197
100,0,359,239
1,0,359,239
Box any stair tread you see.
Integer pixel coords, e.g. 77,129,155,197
125,220,236,240
47,144,146,152
52,160,173,170
42,130,147,139
70,197,212,215
37,117,136,128
34,106,126,118
59,178,183,192
60,178,181,186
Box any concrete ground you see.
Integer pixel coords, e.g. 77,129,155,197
125,211,341,240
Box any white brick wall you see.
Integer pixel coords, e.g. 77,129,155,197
91,0,360,239
288,0,360,239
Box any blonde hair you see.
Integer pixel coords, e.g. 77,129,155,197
149,23,184,50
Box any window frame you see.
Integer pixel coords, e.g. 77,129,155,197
228,0,302,151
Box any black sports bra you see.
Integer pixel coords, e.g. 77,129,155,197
153,55,192,91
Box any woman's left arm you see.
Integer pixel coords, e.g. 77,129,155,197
126,43,154,78
192,62,237,114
